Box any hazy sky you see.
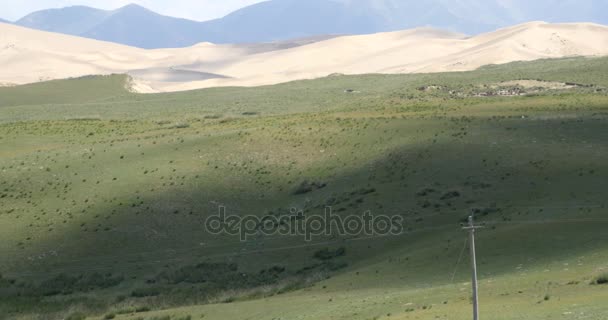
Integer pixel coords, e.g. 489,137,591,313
0,0,268,21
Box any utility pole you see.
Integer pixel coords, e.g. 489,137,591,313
463,214,483,320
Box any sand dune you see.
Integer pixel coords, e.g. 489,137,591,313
1,21,608,92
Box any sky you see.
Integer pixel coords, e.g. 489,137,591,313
0,0,268,22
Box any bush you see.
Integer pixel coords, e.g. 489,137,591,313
156,262,238,285
313,247,346,260
440,191,461,200
116,308,136,315
37,273,124,296
323,261,348,271
78,273,124,291
38,274,78,296
66,313,87,320
104,314,116,320
170,123,190,129
592,273,608,285
416,188,436,196
293,180,327,195
0,273,15,288
131,287,162,297
135,306,151,312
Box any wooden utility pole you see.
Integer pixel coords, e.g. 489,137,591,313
463,215,483,320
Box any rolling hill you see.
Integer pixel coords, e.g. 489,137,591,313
1,56,608,319
13,0,608,48
4,2,608,319
2,21,608,92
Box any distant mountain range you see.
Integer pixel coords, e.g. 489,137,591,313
8,0,608,48
13,4,203,48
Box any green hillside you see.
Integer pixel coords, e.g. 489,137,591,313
0,74,132,108
1,57,608,320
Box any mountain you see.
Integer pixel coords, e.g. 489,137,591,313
200,0,518,43
13,0,608,48
16,5,110,35
0,18,9,23
16,4,205,48
497,0,608,24
79,4,204,48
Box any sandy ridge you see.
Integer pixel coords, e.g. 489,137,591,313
1,21,607,92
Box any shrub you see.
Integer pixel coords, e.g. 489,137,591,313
66,313,87,320
0,273,14,288
135,306,151,312
131,287,162,297
170,123,190,129
416,188,436,196
323,261,348,271
78,273,124,291
116,309,134,315
293,180,327,195
313,247,346,260
38,274,79,296
104,314,116,320
440,191,461,200
156,262,238,285
592,273,608,285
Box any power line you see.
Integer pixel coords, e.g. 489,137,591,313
6,224,455,278
451,237,468,283
6,213,608,278
481,218,608,225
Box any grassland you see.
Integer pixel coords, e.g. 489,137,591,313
1,56,608,320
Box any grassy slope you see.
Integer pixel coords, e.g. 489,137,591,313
1,56,608,122
0,57,608,320
0,74,132,108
